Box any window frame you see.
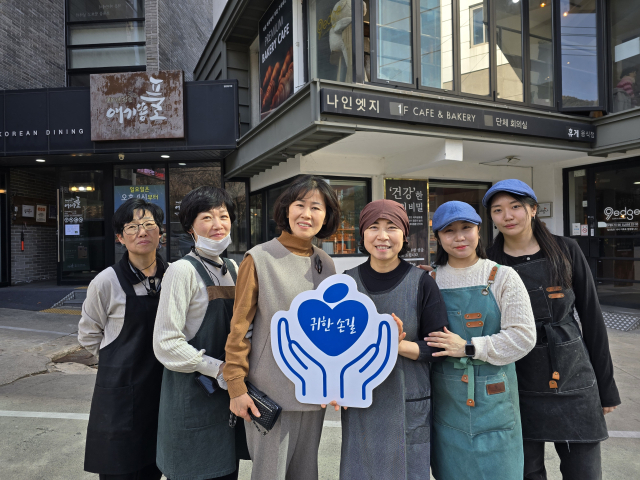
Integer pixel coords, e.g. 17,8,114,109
65,0,147,85
469,3,487,47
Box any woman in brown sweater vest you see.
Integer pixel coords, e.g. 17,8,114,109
224,175,341,480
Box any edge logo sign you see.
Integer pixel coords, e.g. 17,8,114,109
604,206,640,221
271,274,399,408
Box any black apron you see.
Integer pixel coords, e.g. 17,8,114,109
85,255,164,474
156,255,250,480
511,258,608,442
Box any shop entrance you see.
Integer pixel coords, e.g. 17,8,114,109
566,159,640,309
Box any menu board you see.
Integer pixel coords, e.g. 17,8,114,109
384,179,429,266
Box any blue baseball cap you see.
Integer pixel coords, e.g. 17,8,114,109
432,201,482,232
482,179,537,208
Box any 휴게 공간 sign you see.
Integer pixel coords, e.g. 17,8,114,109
90,70,184,141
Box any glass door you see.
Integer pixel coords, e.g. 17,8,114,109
59,169,106,284
593,164,640,309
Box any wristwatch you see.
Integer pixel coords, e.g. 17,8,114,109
465,340,475,358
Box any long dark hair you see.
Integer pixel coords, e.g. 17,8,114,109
489,194,572,288
432,226,488,266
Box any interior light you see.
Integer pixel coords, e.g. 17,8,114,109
567,62,570,64
78,186,85,191
0,189,6,194
161,155,170,158
70,187,78,192
86,186,93,191
36,159,46,163
563,11,568,16
178,162,187,166
540,2,546,6
635,181,640,184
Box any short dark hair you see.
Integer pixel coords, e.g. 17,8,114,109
272,175,341,239
113,198,164,236
432,226,487,266
178,186,236,233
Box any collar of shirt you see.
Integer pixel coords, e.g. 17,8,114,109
120,250,166,286
278,231,314,257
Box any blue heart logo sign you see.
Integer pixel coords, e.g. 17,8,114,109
270,274,399,408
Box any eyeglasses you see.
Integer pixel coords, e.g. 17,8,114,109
123,221,159,235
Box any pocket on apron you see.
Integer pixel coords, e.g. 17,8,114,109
184,384,228,430
88,385,134,433
405,395,431,445
528,287,551,320
433,371,516,436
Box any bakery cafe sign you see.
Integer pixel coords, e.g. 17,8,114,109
90,70,184,141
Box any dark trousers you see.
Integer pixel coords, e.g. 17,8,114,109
99,463,163,480
523,440,602,480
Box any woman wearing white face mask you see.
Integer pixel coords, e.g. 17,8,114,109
153,186,249,480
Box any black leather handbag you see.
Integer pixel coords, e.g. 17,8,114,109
246,381,282,434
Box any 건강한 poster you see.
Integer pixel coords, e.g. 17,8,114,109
259,0,294,119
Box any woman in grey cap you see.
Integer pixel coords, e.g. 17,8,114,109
339,199,449,480
424,200,536,480
483,179,620,480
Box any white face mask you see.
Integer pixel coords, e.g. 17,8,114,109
192,232,231,257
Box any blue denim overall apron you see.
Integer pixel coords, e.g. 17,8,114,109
431,266,524,480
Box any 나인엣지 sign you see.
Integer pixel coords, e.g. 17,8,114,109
320,88,596,143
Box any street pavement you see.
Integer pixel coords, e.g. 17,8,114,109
0,307,638,479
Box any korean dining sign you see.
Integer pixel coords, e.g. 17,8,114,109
320,89,597,143
259,0,294,120
90,71,184,141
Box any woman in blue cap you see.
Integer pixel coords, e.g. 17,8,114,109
483,179,620,480
424,200,536,480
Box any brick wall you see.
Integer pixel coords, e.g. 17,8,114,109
10,168,58,284
0,0,65,90
158,0,214,81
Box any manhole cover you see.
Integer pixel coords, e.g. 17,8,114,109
54,349,98,366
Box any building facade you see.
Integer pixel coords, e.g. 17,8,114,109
0,0,237,286
195,0,640,318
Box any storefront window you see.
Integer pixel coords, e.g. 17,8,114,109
309,0,354,83
428,181,490,263
567,168,588,234
376,0,413,84
420,0,453,89
225,181,248,265
114,165,166,263
460,1,490,96
610,1,640,113
167,163,222,262
495,0,523,102
250,192,263,248
529,1,553,107
319,179,368,255
559,0,599,108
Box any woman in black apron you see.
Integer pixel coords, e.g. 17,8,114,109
153,186,249,480
483,179,620,480
80,198,167,480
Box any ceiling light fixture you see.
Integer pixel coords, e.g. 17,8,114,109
540,2,546,6
563,11,568,16
161,155,170,158
36,159,46,163
178,162,187,166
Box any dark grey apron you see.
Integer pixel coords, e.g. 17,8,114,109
84,256,164,475
511,258,607,442
156,255,250,480
340,266,430,480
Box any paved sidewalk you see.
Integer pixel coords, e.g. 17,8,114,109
0,307,638,479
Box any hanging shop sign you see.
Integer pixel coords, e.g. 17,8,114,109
384,178,429,266
90,70,185,141
320,89,597,143
259,0,294,119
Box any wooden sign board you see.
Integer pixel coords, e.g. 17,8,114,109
90,70,184,141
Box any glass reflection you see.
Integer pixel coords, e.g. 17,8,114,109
495,0,523,102
420,0,453,89
560,0,598,108
460,0,489,96
610,1,640,113
529,1,553,106
377,0,413,84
